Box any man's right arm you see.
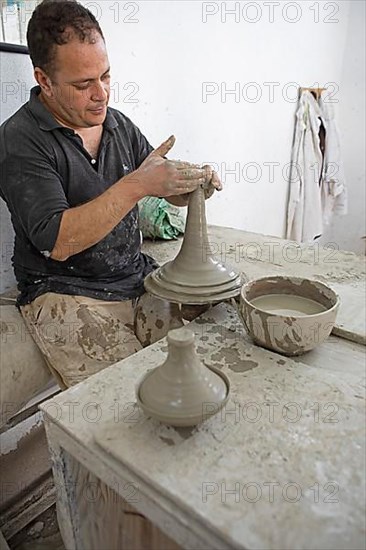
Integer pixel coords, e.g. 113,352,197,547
50,172,142,261
51,136,206,260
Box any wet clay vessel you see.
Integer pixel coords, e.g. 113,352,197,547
136,328,230,427
238,276,340,356
144,185,242,304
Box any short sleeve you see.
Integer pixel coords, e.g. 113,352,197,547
0,123,69,255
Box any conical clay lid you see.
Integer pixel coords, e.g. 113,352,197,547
137,328,229,427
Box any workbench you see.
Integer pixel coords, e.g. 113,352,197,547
40,227,366,550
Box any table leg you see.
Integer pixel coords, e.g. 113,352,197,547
44,422,181,550
45,429,82,550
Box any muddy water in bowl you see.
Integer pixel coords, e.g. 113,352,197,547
239,276,340,356
250,295,327,317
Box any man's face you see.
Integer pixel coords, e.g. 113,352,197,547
45,32,111,129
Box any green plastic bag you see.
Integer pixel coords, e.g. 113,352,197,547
138,197,185,240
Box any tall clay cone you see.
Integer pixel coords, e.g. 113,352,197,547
162,185,239,285
144,185,242,304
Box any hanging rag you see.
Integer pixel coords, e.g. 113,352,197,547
138,197,185,240
286,90,347,242
318,94,348,226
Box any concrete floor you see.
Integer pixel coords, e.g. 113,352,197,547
8,506,64,550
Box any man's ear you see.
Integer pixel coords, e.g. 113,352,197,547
34,67,53,98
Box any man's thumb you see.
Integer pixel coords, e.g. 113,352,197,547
153,135,176,157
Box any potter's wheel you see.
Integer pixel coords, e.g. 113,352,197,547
144,266,242,304
144,185,242,304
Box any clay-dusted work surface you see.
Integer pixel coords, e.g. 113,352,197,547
40,302,365,549
71,303,366,550
142,227,366,344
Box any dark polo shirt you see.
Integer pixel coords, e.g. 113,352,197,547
0,86,157,306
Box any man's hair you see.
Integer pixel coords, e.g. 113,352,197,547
27,0,104,74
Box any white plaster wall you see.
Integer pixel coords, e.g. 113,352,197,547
84,0,364,250
1,1,363,254
319,0,365,254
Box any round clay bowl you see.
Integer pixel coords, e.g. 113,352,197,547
239,276,340,356
136,367,230,427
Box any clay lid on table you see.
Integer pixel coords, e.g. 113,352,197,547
136,328,230,427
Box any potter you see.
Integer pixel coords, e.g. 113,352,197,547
0,0,225,389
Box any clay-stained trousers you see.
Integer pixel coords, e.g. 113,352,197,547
20,291,184,549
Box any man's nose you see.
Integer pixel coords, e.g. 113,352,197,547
90,80,108,102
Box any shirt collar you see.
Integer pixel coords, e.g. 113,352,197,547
28,85,118,132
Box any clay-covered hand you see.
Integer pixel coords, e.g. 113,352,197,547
201,165,223,200
165,163,222,206
135,135,207,198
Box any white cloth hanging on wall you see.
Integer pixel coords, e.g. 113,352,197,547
286,90,347,242
318,95,348,226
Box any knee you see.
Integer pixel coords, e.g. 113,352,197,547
134,293,184,347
